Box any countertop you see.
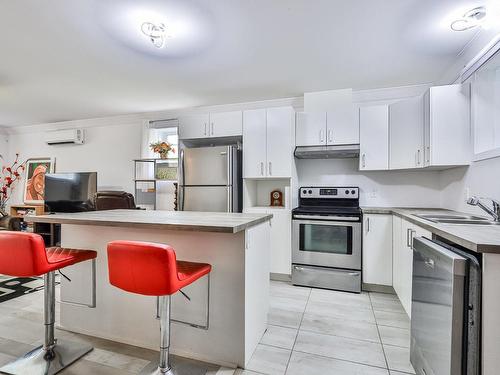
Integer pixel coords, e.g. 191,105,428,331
362,207,500,254
25,209,273,234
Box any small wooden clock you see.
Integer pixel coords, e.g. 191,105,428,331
270,190,283,207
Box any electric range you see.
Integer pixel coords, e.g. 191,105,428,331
292,186,362,293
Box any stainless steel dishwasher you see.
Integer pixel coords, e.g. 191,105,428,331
411,237,481,375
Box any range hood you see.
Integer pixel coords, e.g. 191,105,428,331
294,144,360,159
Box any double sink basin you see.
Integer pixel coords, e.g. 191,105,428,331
414,213,500,226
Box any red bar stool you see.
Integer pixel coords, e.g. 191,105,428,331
0,232,97,375
107,240,212,375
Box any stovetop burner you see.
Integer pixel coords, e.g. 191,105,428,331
293,186,361,218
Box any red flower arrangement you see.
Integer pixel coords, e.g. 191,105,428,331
149,141,175,159
0,153,26,215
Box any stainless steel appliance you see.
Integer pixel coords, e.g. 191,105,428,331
294,144,360,159
178,145,242,212
292,187,362,293
411,237,481,375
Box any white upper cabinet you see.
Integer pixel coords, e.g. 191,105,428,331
243,106,294,178
209,111,243,138
243,109,267,178
295,112,327,146
178,114,210,140
297,88,357,146
327,90,358,145
359,105,389,170
389,96,424,170
179,111,242,140
424,84,471,167
266,107,294,178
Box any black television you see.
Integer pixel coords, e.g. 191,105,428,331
44,172,97,213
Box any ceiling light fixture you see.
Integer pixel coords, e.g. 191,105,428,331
141,22,168,48
450,6,487,31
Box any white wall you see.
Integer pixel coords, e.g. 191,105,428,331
440,159,500,214
297,159,442,207
7,120,142,206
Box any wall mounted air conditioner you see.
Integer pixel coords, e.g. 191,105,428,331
45,129,85,145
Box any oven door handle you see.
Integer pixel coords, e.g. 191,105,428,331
293,214,359,222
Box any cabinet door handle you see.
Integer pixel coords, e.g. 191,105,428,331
211,122,214,135
204,123,207,136
417,149,421,165
269,162,272,176
426,146,430,163
319,129,324,143
362,153,366,168
260,162,264,176
366,217,370,232
328,130,333,143
406,228,412,247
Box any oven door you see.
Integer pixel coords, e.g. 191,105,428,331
292,218,361,270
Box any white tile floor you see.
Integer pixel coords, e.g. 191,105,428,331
0,279,415,375
238,281,415,375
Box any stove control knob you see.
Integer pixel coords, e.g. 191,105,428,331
345,190,349,194
302,189,307,194
308,190,313,194
351,190,356,195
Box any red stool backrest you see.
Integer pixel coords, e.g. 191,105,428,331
107,240,181,296
0,232,49,277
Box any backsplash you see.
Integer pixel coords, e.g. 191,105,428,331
296,158,442,208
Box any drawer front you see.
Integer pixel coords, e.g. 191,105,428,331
292,264,361,293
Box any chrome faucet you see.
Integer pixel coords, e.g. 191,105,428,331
467,196,500,222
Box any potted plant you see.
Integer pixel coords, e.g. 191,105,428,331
0,153,26,216
149,141,175,159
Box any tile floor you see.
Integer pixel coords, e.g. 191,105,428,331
238,281,415,375
0,280,415,375
0,284,230,374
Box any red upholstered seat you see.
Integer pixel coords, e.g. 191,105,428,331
0,231,97,277
107,240,212,296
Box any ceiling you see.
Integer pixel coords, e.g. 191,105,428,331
0,0,491,126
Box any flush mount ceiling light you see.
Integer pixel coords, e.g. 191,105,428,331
450,6,487,31
141,22,168,48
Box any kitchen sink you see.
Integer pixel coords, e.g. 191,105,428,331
414,214,500,225
415,214,489,221
432,219,500,225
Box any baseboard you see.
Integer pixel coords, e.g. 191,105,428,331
362,283,396,294
270,273,291,282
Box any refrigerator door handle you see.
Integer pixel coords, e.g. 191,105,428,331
179,149,185,186
226,146,233,212
179,186,185,211
227,186,232,212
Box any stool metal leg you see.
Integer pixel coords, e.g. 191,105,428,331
0,271,94,375
141,295,174,375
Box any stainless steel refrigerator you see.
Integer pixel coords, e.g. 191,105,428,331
178,145,242,212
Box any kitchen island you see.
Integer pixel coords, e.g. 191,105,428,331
26,210,273,368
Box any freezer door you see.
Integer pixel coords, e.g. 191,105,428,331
410,237,467,375
181,186,231,212
181,146,231,186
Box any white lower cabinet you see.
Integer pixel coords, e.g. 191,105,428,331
269,210,292,275
393,216,431,317
362,214,393,286
245,208,291,275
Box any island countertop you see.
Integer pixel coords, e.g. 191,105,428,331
25,209,273,233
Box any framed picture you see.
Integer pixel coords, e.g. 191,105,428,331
23,158,55,205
